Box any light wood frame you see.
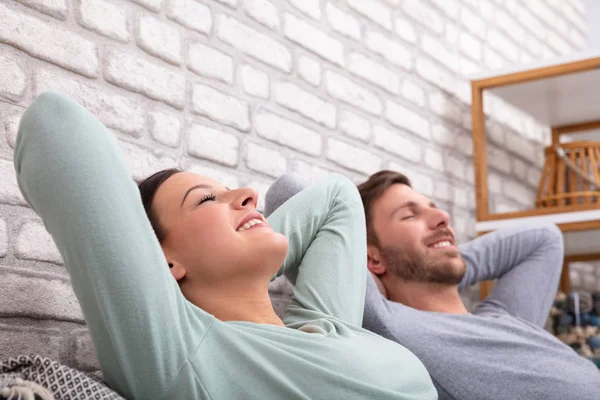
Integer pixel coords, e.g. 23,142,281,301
470,57,600,300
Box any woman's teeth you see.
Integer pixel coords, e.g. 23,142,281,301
430,240,452,248
237,219,264,232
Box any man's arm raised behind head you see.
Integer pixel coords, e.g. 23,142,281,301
458,223,564,327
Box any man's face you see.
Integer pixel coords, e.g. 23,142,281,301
369,184,466,284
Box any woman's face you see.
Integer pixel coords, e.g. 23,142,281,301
152,172,288,284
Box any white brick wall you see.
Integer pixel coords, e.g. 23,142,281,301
0,0,588,368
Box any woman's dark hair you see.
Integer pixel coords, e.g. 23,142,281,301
138,168,182,242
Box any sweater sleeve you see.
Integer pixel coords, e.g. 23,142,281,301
459,223,564,327
267,174,367,326
14,92,209,399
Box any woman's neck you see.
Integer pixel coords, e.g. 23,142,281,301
182,280,285,326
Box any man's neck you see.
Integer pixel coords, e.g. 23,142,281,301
386,279,469,314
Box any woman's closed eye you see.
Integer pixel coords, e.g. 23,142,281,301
197,193,216,206
401,215,415,220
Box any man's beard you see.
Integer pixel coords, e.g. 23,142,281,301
379,244,466,284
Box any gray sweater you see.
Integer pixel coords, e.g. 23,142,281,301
266,174,600,400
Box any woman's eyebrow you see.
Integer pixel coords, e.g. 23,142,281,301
180,184,213,207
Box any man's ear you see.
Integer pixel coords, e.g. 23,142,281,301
367,244,386,275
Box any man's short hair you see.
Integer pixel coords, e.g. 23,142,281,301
357,170,411,246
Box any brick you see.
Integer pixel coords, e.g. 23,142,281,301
415,57,454,94
0,160,26,205
136,14,181,64
0,269,83,321
131,0,161,12
488,145,511,174
454,133,473,157
525,35,543,57
325,71,381,115
444,21,458,46
402,0,443,35
365,29,412,71
255,111,322,156
433,179,451,201
374,125,421,163
458,56,479,78
191,83,250,131
433,0,459,19
429,92,462,125
546,31,571,55
35,69,145,137
483,48,504,70
245,142,287,177
0,324,61,361
424,148,444,171
488,171,503,194
185,162,241,189
569,28,587,49
0,3,98,77
241,0,279,30
167,0,211,34
5,113,22,149
347,0,392,30
389,161,433,197
327,138,381,175
385,101,430,139
187,123,239,167
400,79,425,107
527,168,541,189
105,49,185,108
0,219,6,257
119,141,176,182
422,34,457,72
297,55,321,86
504,180,534,205
16,221,61,264
452,185,470,209
459,6,485,39
218,15,291,72
488,30,519,62
214,0,237,7
326,2,361,40
188,42,233,84
495,9,525,44
0,54,27,103
287,0,321,20
458,31,482,62
284,13,344,66
291,160,334,182
431,123,454,147
339,110,370,142
394,16,417,44
16,0,68,20
240,64,269,99
515,3,546,40
348,52,399,94
149,110,181,147
72,330,100,370
273,82,335,128
561,2,585,27
479,0,495,19
445,154,465,180
512,158,527,181
78,0,130,42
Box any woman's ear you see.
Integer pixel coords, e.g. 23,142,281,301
168,261,187,282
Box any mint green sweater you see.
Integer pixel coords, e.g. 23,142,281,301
14,92,436,400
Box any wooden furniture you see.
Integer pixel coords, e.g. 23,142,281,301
470,50,600,299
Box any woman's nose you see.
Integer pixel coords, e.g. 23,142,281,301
232,187,259,209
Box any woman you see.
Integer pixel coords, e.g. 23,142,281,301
14,92,437,399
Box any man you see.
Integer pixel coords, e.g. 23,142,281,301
265,171,600,400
